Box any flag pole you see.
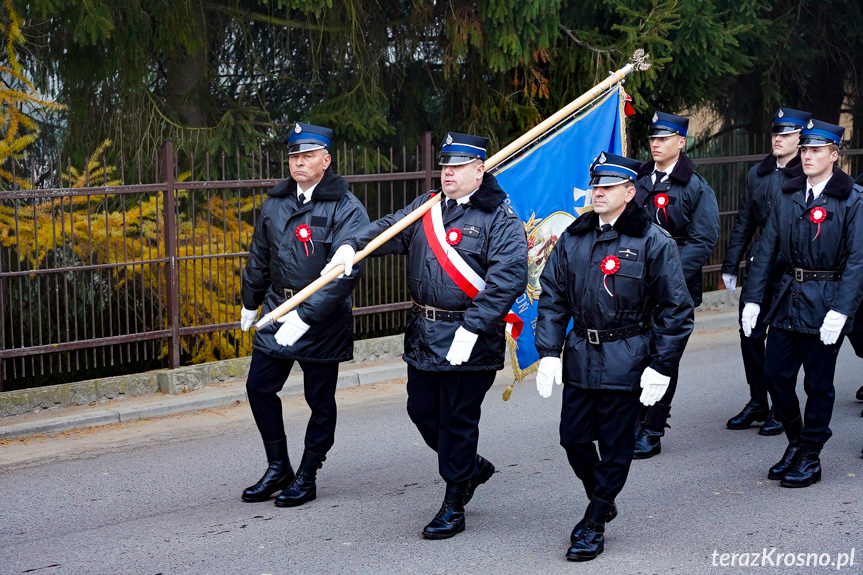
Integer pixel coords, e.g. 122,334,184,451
487,49,651,171
255,50,650,330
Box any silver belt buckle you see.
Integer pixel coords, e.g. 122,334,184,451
587,329,600,345
283,288,295,299
425,307,436,321
794,269,804,282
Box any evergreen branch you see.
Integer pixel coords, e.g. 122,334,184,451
558,25,620,55
218,7,343,33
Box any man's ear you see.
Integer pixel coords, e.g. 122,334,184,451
677,136,686,150
624,184,636,203
323,152,332,169
476,161,486,179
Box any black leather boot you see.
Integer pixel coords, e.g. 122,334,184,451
570,499,618,543
856,385,863,401
463,455,495,505
758,409,784,436
726,400,768,430
780,441,822,488
422,483,466,539
768,417,802,480
242,438,294,502
566,496,611,561
634,403,670,459
274,450,324,507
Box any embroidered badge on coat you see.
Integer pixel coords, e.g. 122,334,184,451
618,247,639,261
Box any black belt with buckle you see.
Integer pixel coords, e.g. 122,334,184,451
277,288,296,299
412,302,466,322
573,321,652,345
788,268,842,282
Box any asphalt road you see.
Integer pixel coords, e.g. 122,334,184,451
1,327,861,575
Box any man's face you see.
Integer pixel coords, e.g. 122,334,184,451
592,182,635,219
772,131,800,160
289,149,331,188
649,135,685,166
441,160,484,198
800,146,838,179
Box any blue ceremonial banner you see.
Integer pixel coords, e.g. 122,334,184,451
492,86,627,383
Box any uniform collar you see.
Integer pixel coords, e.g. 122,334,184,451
446,188,478,206
297,180,319,203
806,175,832,200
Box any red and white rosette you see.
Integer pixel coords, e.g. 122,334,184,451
809,207,826,240
446,228,462,246
601,255,620,297
295,224,314,256
654,193,669,223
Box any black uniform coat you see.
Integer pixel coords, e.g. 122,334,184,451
241,168,370,362
634,152,720,306
534,202,694,391
742,167,863,335
850,171,863,356
347,173,528,371
721,154,803,287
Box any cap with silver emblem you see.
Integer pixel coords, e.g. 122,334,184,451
648,111,689,138
283,122,333,154
771,108,812,134
799,119,844,147
589,152,641,187
438,132,489,166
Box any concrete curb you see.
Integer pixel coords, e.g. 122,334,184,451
0,361,410,440
0,302,738,440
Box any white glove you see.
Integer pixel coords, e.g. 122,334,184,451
536,356,563,399
320,244,356,278
445,327,478,366
722,273,737,296
741,303,760,337
240,307,258,332
274,310,310,347
639,366,671,406
819,310,847,345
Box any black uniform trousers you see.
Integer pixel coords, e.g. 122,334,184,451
246,351,339,455
763,328,842,445
406,365,495,484
737,285,775,406
560,386,642,502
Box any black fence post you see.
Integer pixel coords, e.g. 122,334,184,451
161,141,180,369
421,132,433,193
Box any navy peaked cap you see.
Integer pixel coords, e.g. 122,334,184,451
772,108,812,134
589,152,640,187
284,122,333,154
799,119,844,147
439,132,489,166
649,111,689,137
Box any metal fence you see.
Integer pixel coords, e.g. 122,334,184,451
2,131,862,391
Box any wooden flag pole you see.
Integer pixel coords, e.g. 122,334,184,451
255,192,442,329
255,50,650,330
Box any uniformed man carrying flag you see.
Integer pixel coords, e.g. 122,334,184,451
324,132,528,539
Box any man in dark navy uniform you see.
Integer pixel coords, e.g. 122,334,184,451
325,132,528,539
536,152,693,561
721,108,812,435
742,119,863,486
238,123,369,506
632,111,719,458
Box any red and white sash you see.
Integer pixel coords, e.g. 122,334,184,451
421,197,524,339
